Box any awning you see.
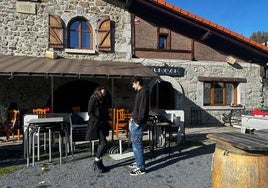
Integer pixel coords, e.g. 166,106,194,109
0,55,158,78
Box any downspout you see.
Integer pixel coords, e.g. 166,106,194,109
51,76,54,113
131,14,136,58
111,78,114,141
191,39,196,61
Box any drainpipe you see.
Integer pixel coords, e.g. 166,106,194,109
51,76,54,113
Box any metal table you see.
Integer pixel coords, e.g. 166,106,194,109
148,120,172,157
25,114,72,167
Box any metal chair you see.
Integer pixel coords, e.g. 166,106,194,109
71,112,98,156
32,108,48,160
31,108,65,162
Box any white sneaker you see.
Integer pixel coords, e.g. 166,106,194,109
130,167,146,176
128,162,137,169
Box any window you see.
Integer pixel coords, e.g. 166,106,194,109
198,76,247,107
49,15,112,53
68,18,93,49
203,82,238,106
158,34,168,49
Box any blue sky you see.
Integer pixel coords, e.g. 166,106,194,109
167,0,268,38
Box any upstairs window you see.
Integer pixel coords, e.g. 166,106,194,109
158,34,168,49
48,15,112,53
68,18,93,49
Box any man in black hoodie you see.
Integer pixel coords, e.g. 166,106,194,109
129,76,149,176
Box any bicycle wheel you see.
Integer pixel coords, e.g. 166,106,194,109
222,112,230,126
157,134,165,147
230,110,242,127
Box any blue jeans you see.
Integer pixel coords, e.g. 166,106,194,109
130,119,146,169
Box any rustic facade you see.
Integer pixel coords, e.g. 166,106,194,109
0,0,266,125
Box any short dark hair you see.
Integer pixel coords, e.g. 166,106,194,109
98,86,106,90
132,76,143,86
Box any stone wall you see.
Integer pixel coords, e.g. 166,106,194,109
0,0,132,61
140,59,263,125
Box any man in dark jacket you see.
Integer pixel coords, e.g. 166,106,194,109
129,76,149,176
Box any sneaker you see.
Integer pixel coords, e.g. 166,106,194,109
128,162,137,169
130,168,146,176
93,161,104,173
99,159,109,172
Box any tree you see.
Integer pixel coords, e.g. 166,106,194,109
250,31,268,44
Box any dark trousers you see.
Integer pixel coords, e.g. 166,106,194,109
96,128,108,159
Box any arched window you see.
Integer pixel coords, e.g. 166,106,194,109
68,18,93,49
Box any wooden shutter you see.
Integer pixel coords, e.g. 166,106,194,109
97,18,111,52
49,15,63,49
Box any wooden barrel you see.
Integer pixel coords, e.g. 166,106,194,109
211,145,268,188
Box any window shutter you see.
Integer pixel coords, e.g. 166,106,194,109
49,14,63,49
98,18,111,52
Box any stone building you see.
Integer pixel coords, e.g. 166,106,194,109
0,0,268,125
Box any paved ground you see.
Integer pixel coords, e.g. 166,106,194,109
0,124,240,188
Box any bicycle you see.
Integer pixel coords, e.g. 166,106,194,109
222,109,251,127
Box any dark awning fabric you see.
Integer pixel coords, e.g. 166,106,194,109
0,55,158,78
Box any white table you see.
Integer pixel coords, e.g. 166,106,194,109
241,115,268,133
150,109,185,143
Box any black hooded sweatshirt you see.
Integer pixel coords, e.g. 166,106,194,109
132,86,149,125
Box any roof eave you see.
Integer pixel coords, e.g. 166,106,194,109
123,0,268,65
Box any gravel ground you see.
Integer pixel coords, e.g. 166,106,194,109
0,126,238,188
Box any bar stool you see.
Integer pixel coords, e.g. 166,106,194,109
32,108,48,158
191,107,202,125
45,124,65,164
30,123,68,165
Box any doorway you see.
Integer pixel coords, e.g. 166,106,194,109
47,80,98,113
150,81,175,109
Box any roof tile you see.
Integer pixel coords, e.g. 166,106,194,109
155,0,268,52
